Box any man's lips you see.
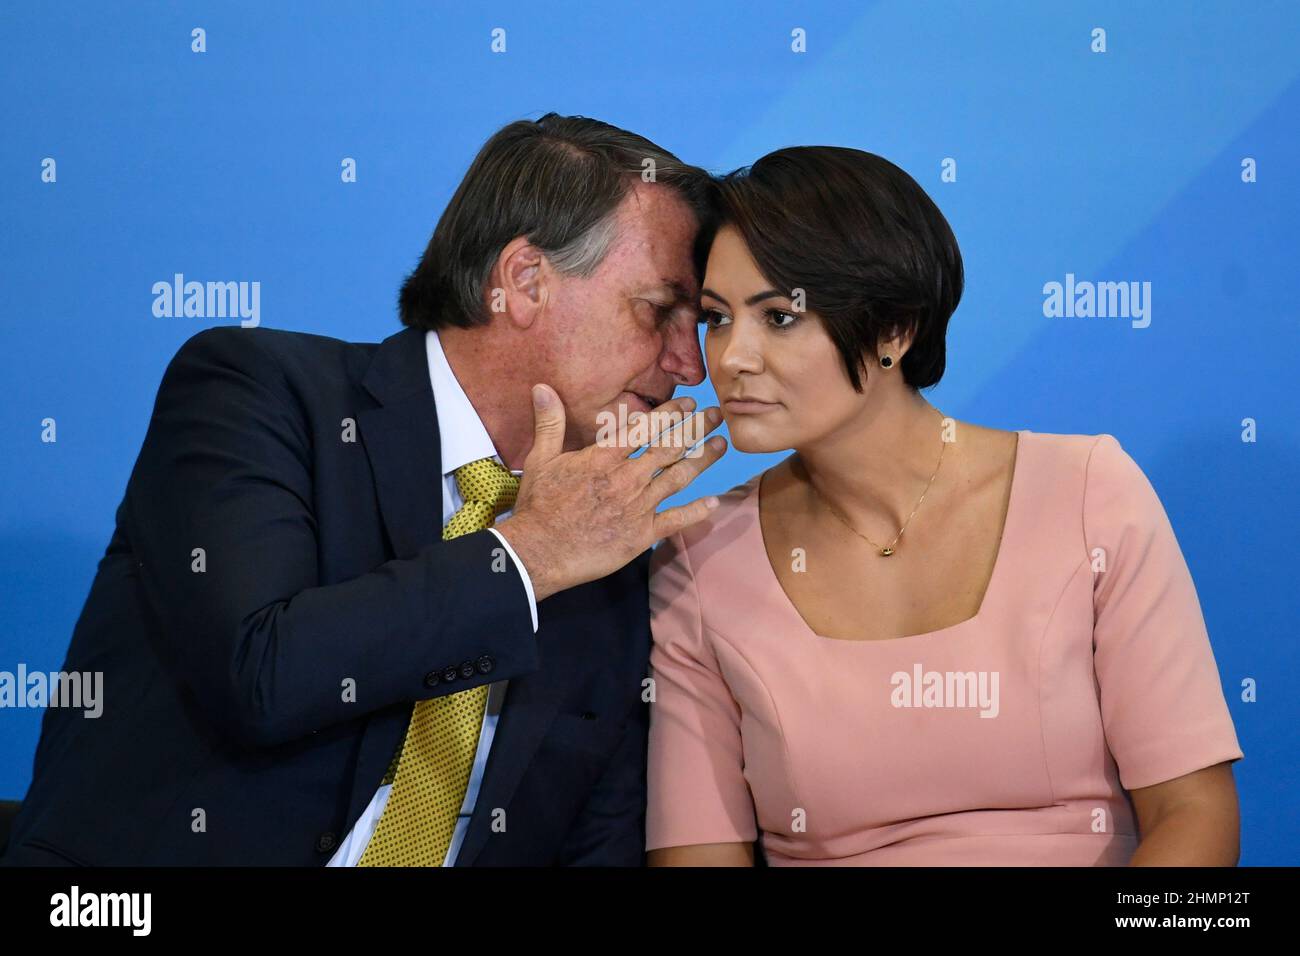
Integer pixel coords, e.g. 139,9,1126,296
622,390,667,412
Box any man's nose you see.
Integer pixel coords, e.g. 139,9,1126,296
659,314,706,387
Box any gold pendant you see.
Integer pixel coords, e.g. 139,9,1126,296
880,547,895,556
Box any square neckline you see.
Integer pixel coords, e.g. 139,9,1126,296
748,429,1030,645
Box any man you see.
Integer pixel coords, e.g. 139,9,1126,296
1,113,727,866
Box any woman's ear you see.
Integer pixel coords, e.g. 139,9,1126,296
877,325,916,365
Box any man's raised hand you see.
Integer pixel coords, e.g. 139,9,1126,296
493,383,727,603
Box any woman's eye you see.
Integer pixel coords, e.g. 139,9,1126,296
768,309,799,329
698,308,731,329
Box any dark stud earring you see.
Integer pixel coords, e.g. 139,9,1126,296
879,354,894,369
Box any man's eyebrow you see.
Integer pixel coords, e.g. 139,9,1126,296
634,278,692,300
700,288,786,308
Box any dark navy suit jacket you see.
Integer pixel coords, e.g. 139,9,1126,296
2,324,652,866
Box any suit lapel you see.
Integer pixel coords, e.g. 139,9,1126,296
345,324,563,859
345,326,443,829
453,660,564,866
345,323,629,868
356,325,443,561
455,570,647,866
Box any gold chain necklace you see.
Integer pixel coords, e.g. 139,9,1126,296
801,437,948,556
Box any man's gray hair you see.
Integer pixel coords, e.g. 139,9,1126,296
398,113,718,331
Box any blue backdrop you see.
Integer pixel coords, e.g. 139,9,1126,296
2,1,1296,864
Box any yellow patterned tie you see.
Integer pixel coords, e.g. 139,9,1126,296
357,456,520,866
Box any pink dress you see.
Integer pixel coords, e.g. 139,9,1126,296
646,431,1243,865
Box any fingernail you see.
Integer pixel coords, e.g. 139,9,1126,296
532,385,550,408
706,496,720,509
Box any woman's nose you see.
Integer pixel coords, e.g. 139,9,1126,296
718,322,763,376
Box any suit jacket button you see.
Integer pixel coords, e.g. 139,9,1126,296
458,660,476,679
442,666,459,683
476,655,494,675
316,832,337,853
423,671,441,688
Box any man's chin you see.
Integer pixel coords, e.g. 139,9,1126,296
564,410,604,452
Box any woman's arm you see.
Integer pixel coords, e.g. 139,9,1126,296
648,842,755,866
1081,436,1244,866
646,531,760,863
1127,762,1240,866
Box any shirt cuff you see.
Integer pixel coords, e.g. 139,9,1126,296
486,526,539,633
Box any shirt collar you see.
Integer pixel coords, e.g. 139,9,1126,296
425,329,518,477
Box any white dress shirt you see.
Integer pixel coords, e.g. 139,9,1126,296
327,329,539,866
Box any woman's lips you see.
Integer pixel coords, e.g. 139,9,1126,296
723,399,780,414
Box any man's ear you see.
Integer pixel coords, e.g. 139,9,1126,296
489,236,550,330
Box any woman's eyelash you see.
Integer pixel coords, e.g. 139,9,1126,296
698,307,800,328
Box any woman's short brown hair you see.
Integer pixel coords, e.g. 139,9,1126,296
711,146,963,391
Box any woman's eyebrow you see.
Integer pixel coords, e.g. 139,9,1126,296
701,288,787,307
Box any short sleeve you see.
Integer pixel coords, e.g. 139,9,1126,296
1084,434,1244,791
645,530,757,850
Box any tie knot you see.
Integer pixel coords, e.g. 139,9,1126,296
451,457,519,520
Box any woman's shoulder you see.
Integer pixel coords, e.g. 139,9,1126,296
1013,429,1138,481
1016,430,1167,531
1019,429,1144,475
650,466,768,574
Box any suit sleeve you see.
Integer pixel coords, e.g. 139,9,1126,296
1085,434,1244,791
124,328,540,749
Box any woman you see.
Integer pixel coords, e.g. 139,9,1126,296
645,146,1243,866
